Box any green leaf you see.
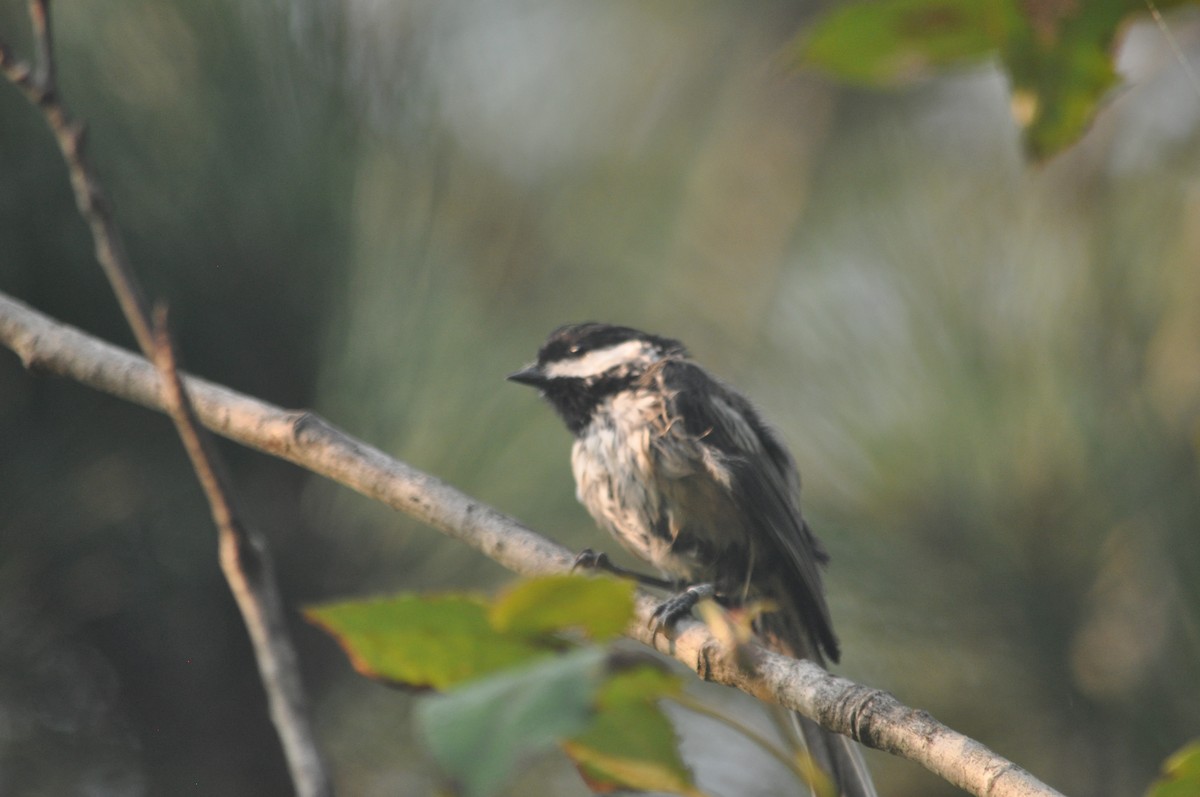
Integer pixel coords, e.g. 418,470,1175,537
490,574,636,641
1001,0,1131,159
563,666,703,796
305,575,636,689
310,578,695,796
796,0,1013,85
1147,740,1200,797
416,647,610,797
304,594,548,689
794,0,1194,159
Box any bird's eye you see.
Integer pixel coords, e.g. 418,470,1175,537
569,345,580,354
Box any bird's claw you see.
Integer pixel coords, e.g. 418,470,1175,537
649,584,716,642
571,548,612,573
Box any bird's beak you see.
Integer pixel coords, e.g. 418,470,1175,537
507,364,548,387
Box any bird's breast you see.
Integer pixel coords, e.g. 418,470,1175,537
571,392,660,551
570,391,737,579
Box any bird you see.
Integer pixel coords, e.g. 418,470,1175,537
508,322,876,797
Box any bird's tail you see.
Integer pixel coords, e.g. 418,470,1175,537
793,713,878,797
759,605,878,797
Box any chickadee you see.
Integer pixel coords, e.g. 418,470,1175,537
509,322,876,797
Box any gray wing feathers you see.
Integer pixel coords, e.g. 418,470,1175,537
659,359,840,662
657,359,876,797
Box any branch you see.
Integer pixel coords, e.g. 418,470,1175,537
2,4,330,794
0,292,1065,797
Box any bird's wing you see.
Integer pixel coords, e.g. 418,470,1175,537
657,358,840,663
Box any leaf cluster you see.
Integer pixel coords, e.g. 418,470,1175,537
306,575,702,797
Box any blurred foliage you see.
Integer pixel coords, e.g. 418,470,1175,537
420,648,619,797
796,0,1197,158
1146,740,1200,797
307,593,559,690
304,576,634,687
563,664,699,797
309,576,697,797
2,0,1199,796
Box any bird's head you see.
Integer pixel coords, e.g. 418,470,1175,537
508,322,686,433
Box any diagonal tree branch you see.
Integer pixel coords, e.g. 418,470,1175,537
0,291,1066,797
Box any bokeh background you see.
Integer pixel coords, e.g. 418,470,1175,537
2,1,1199,795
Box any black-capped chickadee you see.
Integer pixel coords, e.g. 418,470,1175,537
509,322,876,797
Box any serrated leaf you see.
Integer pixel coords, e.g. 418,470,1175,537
1147,740,1200,797
490,574,636,640
417,647,610,797
304,594,547,689
563,666,702,796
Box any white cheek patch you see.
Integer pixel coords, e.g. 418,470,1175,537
544,339,654,379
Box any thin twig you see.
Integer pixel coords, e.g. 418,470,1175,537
28,0,55,100
4,1,155,355
0,34,34,94
1,4,332,795
0,291,1066,797
151,306,332,797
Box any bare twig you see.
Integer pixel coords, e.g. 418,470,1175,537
151,306,331,797
1,4,331,795
28,0,55,100
0,292,1065,797
2,1,154,354
0,33,34,94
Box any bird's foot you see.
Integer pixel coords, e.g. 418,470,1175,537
571,548,678,591
571,548,617,574
649,583,717,641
